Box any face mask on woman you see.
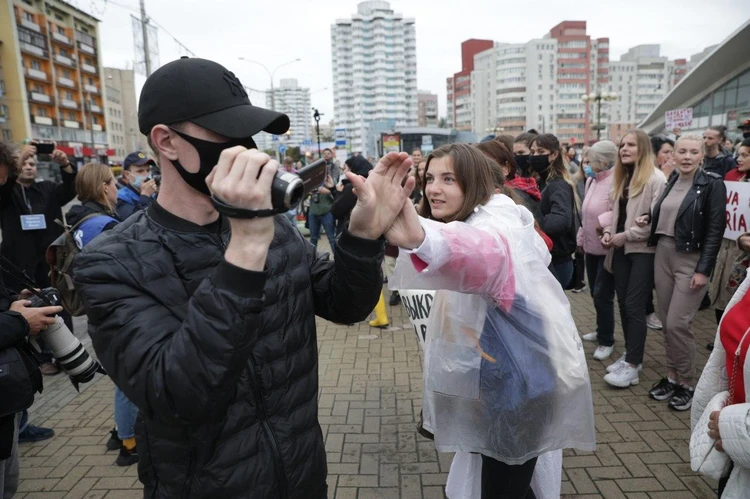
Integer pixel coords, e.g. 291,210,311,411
583,165,596,179
529,154,550,174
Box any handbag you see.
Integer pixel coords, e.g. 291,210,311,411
690,390,731,480
0,341,43,418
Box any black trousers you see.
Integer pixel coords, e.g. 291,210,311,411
612,249,655,366
481,455,538,499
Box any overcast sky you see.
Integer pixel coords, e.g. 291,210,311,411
76,0,749,125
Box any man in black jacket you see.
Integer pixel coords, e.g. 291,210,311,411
72,57,415,499
702,126,737,178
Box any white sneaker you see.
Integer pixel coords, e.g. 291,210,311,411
604,364,640,387
647,313,663,330
606,354,643,373
582,332,598,342
593,345,614,360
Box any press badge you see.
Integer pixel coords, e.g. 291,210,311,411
20,214,47,231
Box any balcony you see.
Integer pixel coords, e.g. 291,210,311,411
57,77,75,88
81,63,97,74
90,104,102,113
60,99,78,109
55,54,75,67
63,120,80,129
84,84,98,94
52,32,72,45
78,41,95,55
25,67,47,81
33,116,54,126
20,19,41,32
30,92,51,103
20,43,47,58
92,124,103,132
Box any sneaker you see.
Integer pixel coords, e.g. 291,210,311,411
39,362,60,376
582,332,598,342
603,364,640,388
18,424,55,443
668,385,694,411
649,378,679,401
571,285,587,293
106,428,122,451
593,345,614,361
606,355,644,373
646,313,663,330
706,342,714,351
116,444,139,467
389,291,401,306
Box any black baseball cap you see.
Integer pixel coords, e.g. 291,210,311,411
123,151,156,169
138,57,290,139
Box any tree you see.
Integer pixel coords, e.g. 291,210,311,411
438,117,448,129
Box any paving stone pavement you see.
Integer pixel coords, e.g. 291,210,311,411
14,260,723,498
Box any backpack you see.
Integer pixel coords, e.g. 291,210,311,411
45,213,111,316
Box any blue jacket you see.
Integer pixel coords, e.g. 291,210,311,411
116,185,153,220
66,202,120,249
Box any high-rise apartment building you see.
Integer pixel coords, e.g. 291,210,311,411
417,90,438,127
256,78,311,153
104,67,142,159
446,39,493,131
331,1,417,155
470,22,609,143
606,45,688,138
0,0,109,158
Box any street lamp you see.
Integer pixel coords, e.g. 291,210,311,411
237,57,301,113
582,89,617,141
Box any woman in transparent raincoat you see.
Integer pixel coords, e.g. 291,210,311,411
386,144,596,498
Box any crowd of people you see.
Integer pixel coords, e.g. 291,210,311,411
0,55,748,498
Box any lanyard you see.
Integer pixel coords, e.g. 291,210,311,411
20,185,32,214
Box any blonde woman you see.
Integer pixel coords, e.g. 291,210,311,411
644,136,726,411
602,130,666,388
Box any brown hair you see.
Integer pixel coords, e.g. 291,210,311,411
0,140,18,175
476,140,518,179
612,129,656,201
494,135,515,154
419,143,495,223
514,132,538,148
76,163,115,210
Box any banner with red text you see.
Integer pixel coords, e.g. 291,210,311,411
724,181,750,240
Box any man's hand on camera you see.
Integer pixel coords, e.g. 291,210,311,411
206,147,276,272
347,151,415,240
10,300,62,335
141,179,158,197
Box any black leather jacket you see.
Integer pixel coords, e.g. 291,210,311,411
72,202,384,499
648,169,727,275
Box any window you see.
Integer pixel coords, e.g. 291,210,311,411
23,11,34,22
57,26,65,35
31,60,40,70
37,107,47,117
63,69,70,78
66,91,73,100
0,80,4,96
2,129,12,141
67,112,75,120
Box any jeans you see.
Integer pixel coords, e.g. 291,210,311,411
612,249,655,366
551,260,574,289
308,211,336,252
573,251,586,288
18,410,28,433
585,254,615,347
114,387,139,440
481,455,538,499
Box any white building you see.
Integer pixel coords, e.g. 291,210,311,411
331,1,417,155
606,45,688,133
471,39,559,137
255,78,311,153
104,68,144,159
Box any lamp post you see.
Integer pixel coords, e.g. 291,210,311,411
582,89,617,142
312,108,323,157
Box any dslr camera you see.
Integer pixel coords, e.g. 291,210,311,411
27,287,106,391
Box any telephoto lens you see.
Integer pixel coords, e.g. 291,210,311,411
30,317,106,391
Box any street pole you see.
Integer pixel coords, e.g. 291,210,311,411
596,97,602,142
313,108,323,157
140,0,151,76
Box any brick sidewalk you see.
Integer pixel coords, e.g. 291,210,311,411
14,282,722,498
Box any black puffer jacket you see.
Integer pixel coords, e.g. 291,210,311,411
648,168,727,276
72,201,384,499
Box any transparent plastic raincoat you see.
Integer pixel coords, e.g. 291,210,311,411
389,194,596,464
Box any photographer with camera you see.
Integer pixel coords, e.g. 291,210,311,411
116,151,158,220
72,57,415,499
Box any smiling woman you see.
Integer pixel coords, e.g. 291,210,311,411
646,134,727,411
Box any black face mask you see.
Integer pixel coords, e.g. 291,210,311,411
514,154,530,175
169,127,256,196
529,154,550,174
744,131,750,139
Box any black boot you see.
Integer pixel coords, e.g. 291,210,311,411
389,291,401,306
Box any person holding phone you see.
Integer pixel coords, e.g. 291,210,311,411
0,140,76,377
116,151,158,220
